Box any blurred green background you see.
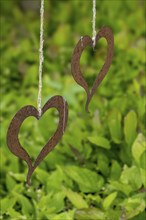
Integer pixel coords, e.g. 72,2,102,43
0,0,146,219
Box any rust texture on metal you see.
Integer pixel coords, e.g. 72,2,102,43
71,27,114,112
7,95,68,185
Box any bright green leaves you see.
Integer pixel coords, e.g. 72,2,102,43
139,168,146,188
1,185,33,218
0,197,16,215
110,160,122,180
97,153,110,177
132,133,146,164
73,195,146,220
124,111,137,146
37,192,65,214
46,168,67,192
109,164,144,196
121,197,146,219
64,166,104,193
63,188,88,209
88,136,111,149
108,110,122,144
74,208,106,220
6,173,16,191
13,192,33,216
110,181,133,196
120,165,143,190
6,208,25,219
51,210,75,220
108,110,140,149
103,192,118,210
35,168,50,184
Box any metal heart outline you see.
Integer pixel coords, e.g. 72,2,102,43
71,27,114,112
7,95,68,185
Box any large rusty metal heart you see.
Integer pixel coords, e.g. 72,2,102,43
71,27,114,112
7,95,68,185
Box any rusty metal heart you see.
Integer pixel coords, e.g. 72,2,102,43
7,95,68,185
71,27,114,112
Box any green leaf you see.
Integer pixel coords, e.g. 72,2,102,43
63,188,88,209
108,110,122,143
9,172,26,182
103,192,118,210
64,166,104,193
12,192,33,216
11,183,24,194
88,136,111,149
120,165,142,190
46,166,73,193
48,210,74,220
35,168,49,183
7,208,24,219
6,173,16,191
124,111,137,146
97,153,110,177
121,197,145,219
140,151,146,169
110,181,132,196
0,197,16,215
110,160,122,180
140,168,146,188
132,133,146,163
106,209,121,220
74,208,106,220
45,150,67,170
38,192,65,214
51,210,75,220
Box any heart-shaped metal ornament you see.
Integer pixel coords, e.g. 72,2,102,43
71,27,114,112
7,95,68,185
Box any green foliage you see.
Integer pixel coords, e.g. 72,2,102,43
0,0,145,219
63,166,104,193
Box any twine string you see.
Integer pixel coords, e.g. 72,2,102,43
92,0,96,48
37,0,44,117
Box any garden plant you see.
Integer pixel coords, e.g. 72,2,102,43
0,0,145,219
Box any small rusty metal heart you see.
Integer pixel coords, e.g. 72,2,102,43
7,95,68,185
71,27,114,112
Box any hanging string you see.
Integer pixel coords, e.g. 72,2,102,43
37,0,44,117
92,0,96,48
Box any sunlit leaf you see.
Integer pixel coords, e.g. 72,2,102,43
0,197,16,215
74,208,106,220
124,111,137,146
88,136,111,149
63,188,88,209
120,165,142,190
132,133,146,163
103,192,118,210
64,166,104,193
108,110,122,144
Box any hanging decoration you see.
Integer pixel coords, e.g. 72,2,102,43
71,0,114,112
71,27,114,112
7,0,68,185
7,96,68,186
